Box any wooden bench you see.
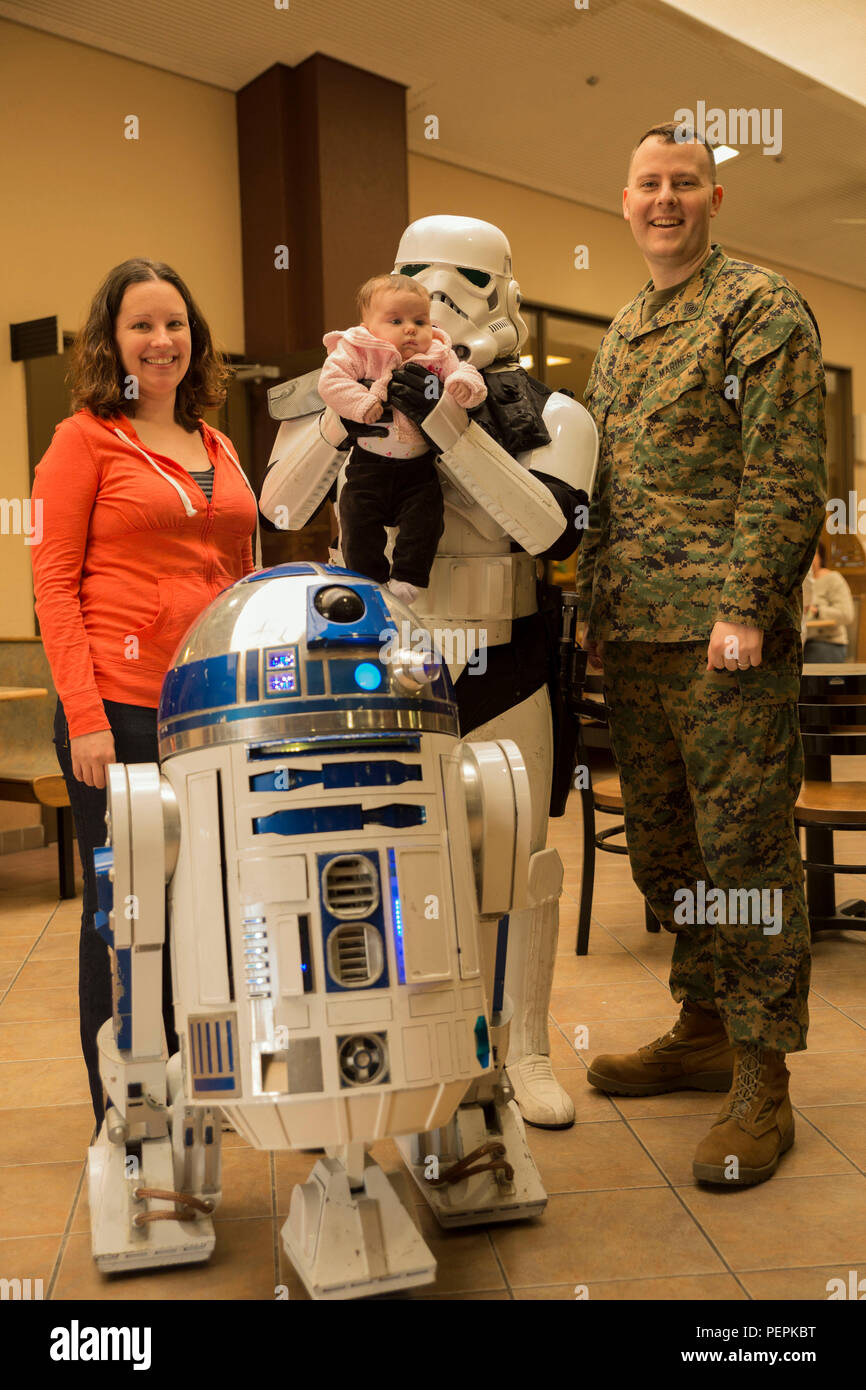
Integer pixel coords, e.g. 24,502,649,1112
0,638,75,898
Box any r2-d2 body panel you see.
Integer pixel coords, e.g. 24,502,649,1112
157,563,492,1150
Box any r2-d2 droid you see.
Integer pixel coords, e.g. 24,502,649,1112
88,564,542,1298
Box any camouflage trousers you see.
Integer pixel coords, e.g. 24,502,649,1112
602,631,809,1053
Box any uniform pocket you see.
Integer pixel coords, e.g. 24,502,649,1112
642,360,738,493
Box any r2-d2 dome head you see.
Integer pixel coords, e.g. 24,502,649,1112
393,215,528,369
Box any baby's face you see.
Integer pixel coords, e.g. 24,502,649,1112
365,288,433,358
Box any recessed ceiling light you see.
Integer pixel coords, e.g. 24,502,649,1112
712,146,739,165
546,356,572,367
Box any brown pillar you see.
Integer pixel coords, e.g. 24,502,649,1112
236,54,408,561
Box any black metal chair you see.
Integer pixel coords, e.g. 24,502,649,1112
796,663,866,936
573,671,661,955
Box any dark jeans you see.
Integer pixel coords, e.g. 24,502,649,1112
53,699,179,1125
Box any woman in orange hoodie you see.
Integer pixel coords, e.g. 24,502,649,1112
31,258,258,1123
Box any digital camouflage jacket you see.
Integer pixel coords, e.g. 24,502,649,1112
575,243,827,640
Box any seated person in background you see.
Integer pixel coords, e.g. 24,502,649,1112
804,541,855,662
318,274,486,605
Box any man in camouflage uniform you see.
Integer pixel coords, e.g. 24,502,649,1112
577,122,826,1186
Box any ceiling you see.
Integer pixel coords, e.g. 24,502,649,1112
2,0,864,289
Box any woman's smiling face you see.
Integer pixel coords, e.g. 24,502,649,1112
114,279,192,404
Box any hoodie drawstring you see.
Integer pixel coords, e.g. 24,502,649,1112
114,426,262,571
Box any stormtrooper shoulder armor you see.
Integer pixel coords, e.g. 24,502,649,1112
524,391,598,500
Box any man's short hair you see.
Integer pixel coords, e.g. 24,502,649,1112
629,122,717,183
356,273,430,319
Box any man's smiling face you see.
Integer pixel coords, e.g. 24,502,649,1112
623,136,723,282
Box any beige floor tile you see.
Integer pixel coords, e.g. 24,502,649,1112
0,1058,91,1109
0,907,54,934
526,1114,665,1194
678,1174,866,1270
29,934,78,961
631,1110,857,1188
548,1020,584,1069
0,1020,81,1063
785,1051,866,1104
0,987,80,1023
799,1104,866,1170
13,959,77,991
515,1272,747,1299
608,1090,731,1120
491,1188,724,1286
0,1161,82,1238
0,935,39,959
550,979,676,1025
552,952,657,988
0,1233,63,1291
809,971,866,1009
0,969,16,991
413,1289,511,1299
54,1219,278,1299
810,936,866,969
214,1147,273,1221
800,1009,866,1051
0,1103,93,1166
739,1264,866,1300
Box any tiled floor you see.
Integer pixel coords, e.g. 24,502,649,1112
1,796,865,1302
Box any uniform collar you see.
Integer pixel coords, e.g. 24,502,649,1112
614,243,728,342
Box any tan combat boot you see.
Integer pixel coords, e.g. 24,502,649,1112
587,1000,735,1096
692,1044,794,1186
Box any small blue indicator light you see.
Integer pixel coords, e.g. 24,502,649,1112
387,848,406,985
354,662,382,691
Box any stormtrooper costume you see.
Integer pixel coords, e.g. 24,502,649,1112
261,215,597,1131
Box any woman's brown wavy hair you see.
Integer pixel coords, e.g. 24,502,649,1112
68,258,230,429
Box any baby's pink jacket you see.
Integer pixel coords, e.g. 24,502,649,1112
318,324,486,444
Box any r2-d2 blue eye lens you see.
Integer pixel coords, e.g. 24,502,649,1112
354,662,382,691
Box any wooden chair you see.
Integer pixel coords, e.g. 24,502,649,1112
796,663,866,936
0,638,75,898
573,671,661,955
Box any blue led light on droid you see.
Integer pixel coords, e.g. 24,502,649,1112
354,662,383,692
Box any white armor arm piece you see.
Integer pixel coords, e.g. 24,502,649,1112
423,389,598,556
259,407,348,531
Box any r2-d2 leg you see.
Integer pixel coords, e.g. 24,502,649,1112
87,764,221,1272
398,733,548,1223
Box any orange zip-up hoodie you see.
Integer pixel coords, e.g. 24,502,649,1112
31,410,257,739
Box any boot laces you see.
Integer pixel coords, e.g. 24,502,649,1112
729,1045,762,1118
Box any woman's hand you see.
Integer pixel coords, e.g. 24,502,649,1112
70,730,116,789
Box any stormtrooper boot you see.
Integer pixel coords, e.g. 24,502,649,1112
693,1044,794,1186
587,1000,735,1096
506,851,575,1130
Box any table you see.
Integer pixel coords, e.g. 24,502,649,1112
800,664,866,922
0,686,47,701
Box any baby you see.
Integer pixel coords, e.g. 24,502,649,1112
318,274,486,603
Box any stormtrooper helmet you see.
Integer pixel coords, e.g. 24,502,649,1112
393,215,528,369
